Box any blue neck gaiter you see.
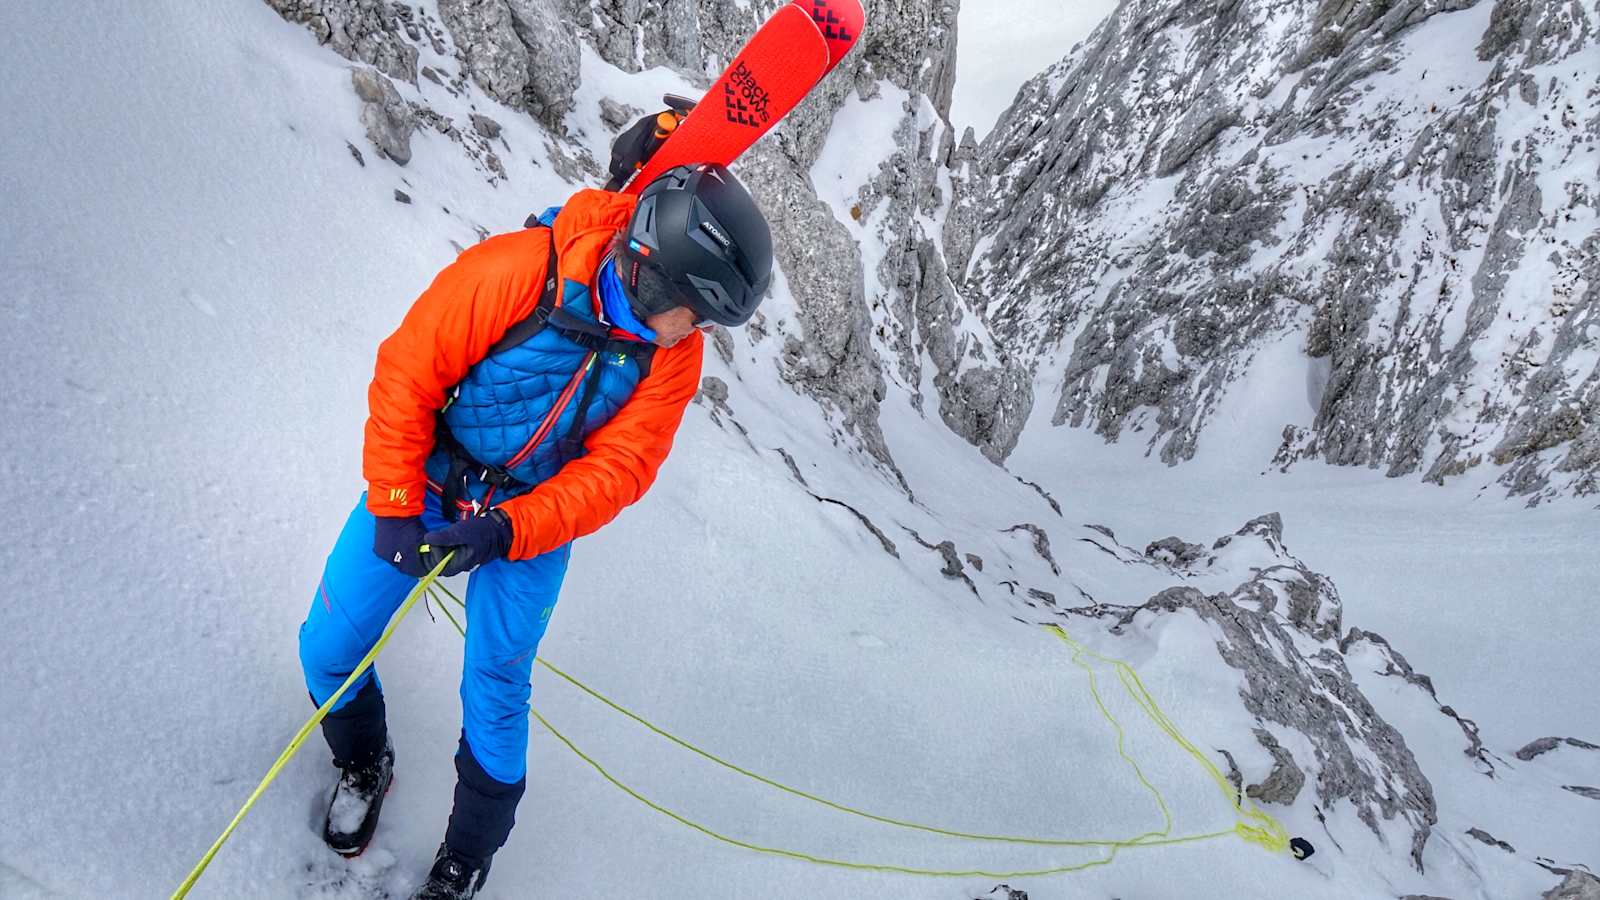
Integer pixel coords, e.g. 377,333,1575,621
597,257,657,342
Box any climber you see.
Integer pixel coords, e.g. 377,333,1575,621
296,113,773,898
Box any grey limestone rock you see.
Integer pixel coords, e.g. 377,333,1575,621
569,0,1028,468
597,97,641,131
696,375,730,406
735,141,900,479
811,493,898,557
469,113,503,139
573,0,711,76
351,67,414,165
1516,736,1600,761
266,0,419,83
1246,727,1306,805
1467,826,1516,853
1145,536,1207,567
436,0,578,129
911,234,1033,461
1003,523,1060,575
905,528,977,595
1544,872,1600,900
1343,628,1496,772
1212,512,1285,552
1012,475,1063,516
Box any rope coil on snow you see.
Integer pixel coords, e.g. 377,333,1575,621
436,585,1303,873
173,566,1309,896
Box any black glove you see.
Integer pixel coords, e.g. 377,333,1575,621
605,95,697,191
421,509,514,578
372,515,431,578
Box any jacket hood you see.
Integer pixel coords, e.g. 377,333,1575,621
551,188,638,284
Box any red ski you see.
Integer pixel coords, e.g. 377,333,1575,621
623,0,864,193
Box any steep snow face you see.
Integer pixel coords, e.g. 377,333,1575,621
949,0,1600,502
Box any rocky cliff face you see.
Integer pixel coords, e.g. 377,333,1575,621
949,0,1599,502
570,0,1034,469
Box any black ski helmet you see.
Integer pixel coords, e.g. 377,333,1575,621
617,163,773,327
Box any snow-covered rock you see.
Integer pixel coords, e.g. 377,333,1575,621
950,0,1600,501
265,0,423,83
1074,514,1440,867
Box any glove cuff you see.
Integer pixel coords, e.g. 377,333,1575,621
487,508,514,556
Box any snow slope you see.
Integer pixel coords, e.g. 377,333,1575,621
0,4,1594,900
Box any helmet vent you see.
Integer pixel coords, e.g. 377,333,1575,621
634,196,660,247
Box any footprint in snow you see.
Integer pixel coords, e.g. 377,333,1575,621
298,844,408,899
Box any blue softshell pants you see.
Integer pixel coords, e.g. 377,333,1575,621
299,492,569,860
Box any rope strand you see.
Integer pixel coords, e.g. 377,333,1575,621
176,574,1291,896
172,555,454,899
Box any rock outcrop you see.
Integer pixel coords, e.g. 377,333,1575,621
1544,871,1600,900
265,0,1599,497
436,0,578,129
265,0,421,82
1090,515,1437,868
351,66,414,165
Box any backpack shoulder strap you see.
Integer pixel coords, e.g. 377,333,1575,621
485,226,560,358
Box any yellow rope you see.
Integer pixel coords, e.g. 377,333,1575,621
535,655,1177,846
171,555,452,899
528,704,1241,879
175,572,1288,894
428,584,1291,868
1046,626,1291,855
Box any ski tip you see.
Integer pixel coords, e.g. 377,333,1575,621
791,0,865,73
622,3,830,194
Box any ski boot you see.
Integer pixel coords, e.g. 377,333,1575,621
322,739,394,856
410,843,492,899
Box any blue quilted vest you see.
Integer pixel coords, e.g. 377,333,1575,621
424,252,652,516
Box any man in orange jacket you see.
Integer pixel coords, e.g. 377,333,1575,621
297,161,773,898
